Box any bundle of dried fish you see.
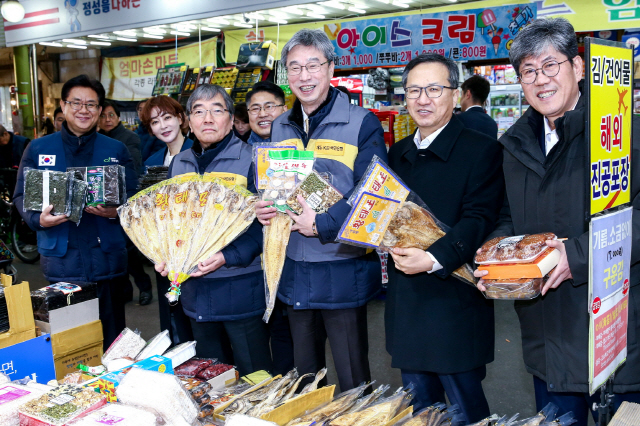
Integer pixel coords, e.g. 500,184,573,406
117,174,257,303
300,367,327,395
262,212,293,322
328,384,389,421
396,403,458,426
329,386,413,426
222,370,299,417
382,201,476,285
466,414,500,426
511,403,558,426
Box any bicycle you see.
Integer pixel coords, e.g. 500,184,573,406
0,168,40,264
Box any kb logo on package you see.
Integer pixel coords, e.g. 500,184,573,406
38,155,56,166
104,157,119,163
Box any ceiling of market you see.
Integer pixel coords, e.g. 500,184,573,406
32,0,482,53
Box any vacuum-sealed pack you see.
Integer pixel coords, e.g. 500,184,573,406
68,165,126,206
286,170,342,214
23,169,72,216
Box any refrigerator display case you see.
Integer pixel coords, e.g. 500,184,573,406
488,84,526,137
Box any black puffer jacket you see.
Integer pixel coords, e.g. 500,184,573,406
101,122,142,175
493,83,640,393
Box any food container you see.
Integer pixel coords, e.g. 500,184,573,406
135,330,171,361
474,233,557,264
163,341,197,368
286,171,343,214
18,386,106,426
483,277,545,300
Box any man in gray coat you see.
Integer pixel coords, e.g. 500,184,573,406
476,18,640,424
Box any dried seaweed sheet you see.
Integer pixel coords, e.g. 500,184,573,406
23,169,71,216
68,165,126,206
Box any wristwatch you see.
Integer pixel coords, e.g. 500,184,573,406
312,220,318,236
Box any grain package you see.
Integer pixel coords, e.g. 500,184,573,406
102,328,146,364
0,384,48,426
19,385,106,426
31,282,97,323
66,403,163,426
118,174,258,303
23,169,72,216
337,156,476,286
68,165,126,206
286,171,342,215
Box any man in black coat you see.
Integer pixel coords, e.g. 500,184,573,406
458,75,497,139
476,18,640,425
385,54,504,424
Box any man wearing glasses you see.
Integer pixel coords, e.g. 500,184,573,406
245,81,288,145
13,74,138,349
475,18,640,424
155,84,273,376
256,29,387,391
385,54,504,423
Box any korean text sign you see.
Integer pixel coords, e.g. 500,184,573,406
325,4,536,69
588,207,632,394
588,39,633,215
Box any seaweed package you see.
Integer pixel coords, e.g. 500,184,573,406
31,281,98,322
23,168,72,216
286,170,343,214
69,165,126,206
68,177,87,224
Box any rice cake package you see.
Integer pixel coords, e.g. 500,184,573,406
31,282,98,322
68,165,126,206
23,168,72,216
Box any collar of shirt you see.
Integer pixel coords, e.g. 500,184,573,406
413,122,449,150
543,93,581,155
465,105,484,111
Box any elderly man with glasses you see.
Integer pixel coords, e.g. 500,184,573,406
256,29,388,392
155,84,273,376
384,53,504,424
475,18,640,424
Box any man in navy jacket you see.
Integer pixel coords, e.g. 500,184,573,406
14,75,137,349
458,75,498,139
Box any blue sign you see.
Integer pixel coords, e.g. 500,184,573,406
326,4,536,69
0,335,56,384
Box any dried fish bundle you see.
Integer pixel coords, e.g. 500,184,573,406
263,213,293,322
118,174,257,303
329,386,413,426
395,403,458,426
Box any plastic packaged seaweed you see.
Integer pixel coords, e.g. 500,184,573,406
31,282,98,322
23,168,72,216
68,165,126,206
68,177,87,224
286,170,343,215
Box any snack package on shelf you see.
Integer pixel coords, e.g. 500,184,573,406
337,156,476,286
66,403,164,426
260,150,315,323
135,330,171,361
68,165,126,206
0,384,48,426
31,282,98,322
164,341,197,367
286,171,342,215
118,174,258,303
139,166,169,190
102,328,146,365
116,368,199,426
23,169,73,216
19,386,106,426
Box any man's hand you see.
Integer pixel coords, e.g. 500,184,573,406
191,252,226,277
541,239,572,295
85,205,119,218
474,247,489,291
39,205,69,227
155,261,169,277
390,247,435,275
287,195,317,237
256,200,277,225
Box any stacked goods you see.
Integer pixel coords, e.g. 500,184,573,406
139,166,169,190
68,165,126,206
23,169,88,223
163,341,197,367
135,330,171,361
31,282,97,323
475,233,560,300
18,385,105,425
117,174,258,303
66,403,163,426
338,156,476,285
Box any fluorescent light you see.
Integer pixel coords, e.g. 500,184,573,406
247,12,265,20
323,1,345,9
373,0,390,3
234,22,252,28
116,37,137,42
170,30,190,36
88,34,110,39
306,12,325,18
67,44,87,49
448,0,457,2
175,24,196,30
39,42,62,47
208,17,230,25
393,1,409,7
142,33,164,39
269,17,288,24
285,7,304,15
143,27,166,34
62,38,86,44
90,41,112,46
114,30,136,36
348,6,366,13
201,27,221,32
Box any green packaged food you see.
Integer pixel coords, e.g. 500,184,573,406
68,165,126,206
23,168,72,216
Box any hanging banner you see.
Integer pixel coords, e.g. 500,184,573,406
100,37,217,101
588,207,632,395
586,38,633,216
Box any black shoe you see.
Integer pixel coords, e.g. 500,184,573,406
139,290,153,306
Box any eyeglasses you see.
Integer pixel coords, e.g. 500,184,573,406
64,100,99,112
519,59,570,84
248,103,285,115
100,113,117,119
190,108,228,119
404,85,456,99
286,60,329,76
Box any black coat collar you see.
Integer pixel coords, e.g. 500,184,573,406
399,114,464,164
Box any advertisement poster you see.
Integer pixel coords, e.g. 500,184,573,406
587,39,633,216
588,207,632,395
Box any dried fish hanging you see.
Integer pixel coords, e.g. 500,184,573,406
117,174,257,303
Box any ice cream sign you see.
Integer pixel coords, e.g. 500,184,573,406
325,4,536,69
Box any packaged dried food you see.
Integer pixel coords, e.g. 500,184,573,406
540,412,577,426
102,328,146,365
262,214,293,323
68,178,87,224
68,165,126,206
163,341,197,367
474,233,557,265
262,150,315,213
189,382,213,400
66,403,163,426
174,358,215,378
135,330,171,361
19,386,106,426
23,168,72,216
226,414,278,425
31,282,98,322
483,277,546,300
286,171,343,215
511,402,558,426
347,155,410,206
116,368,198,426
0,384,47,426
140,166,169,190
252,141,299,191
196,363,233,381
285,382,372,425
329,387,414,426
118,174,257,303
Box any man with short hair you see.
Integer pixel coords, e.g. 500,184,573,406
256,29,388,391
0,125,30,169
155,84,273,376
385,54,503,424
246,81,288,145
99,100,142,175
475,18,640,424
458,75,498,139
13,74,137,349
53,107,65,132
